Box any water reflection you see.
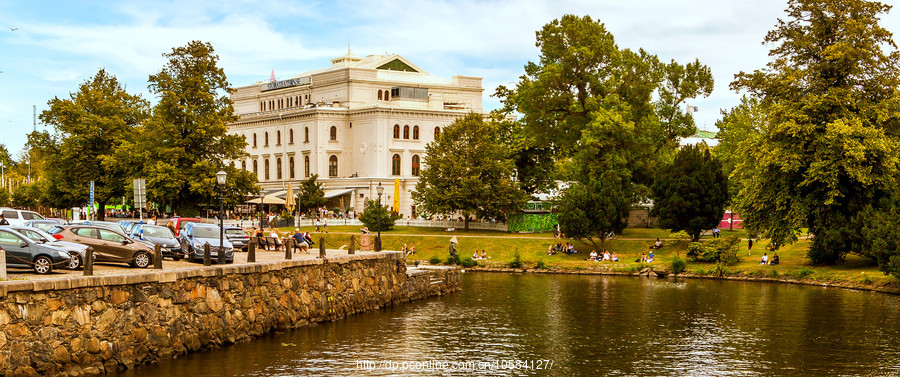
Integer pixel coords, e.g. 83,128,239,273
118,273,900,376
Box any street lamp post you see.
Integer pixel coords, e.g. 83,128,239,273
376,183,384,252
216,170,227,264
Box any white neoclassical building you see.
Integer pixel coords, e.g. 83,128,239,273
228,51,484,217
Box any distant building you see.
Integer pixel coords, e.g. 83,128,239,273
228,51,483,217
679,130,719,147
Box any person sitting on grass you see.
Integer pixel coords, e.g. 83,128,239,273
650,238,663,250
409,244,416,255
611,252,619,262
566,243,577,254
480,250,488,259
548,245,555,256
638,252,646,263
603,251,611,261
473,251,480,260
589,250,598,261
770,252,779,265
760,253,769,265
647,251,655,263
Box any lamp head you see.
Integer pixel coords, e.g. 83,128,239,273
216,170,227,185
376,182,384,196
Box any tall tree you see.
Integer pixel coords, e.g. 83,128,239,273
731,0,900,264
412,112,528,230
138,41,254,215
39,69,149,219
296,174,326,217
651,144,729,242
713,97,767,201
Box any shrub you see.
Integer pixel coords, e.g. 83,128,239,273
460,257,477,268
444,254,460,265
508,252,523,269
858,275,874,285
769,269,779,278
686,236,741,265
429,256,442,265
535,261,547,269
795,267,814,279
670,257,687,275
713,262,730,277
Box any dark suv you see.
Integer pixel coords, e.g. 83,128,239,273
178,222,234,263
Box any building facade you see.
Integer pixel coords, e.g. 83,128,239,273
228,52,483,217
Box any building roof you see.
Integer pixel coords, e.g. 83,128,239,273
290,52,450,85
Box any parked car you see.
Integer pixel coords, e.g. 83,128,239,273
224,226,250,251
0,227,71,274
46,218,69,225
25,220,68,233
0,208,46,226
70,220,126,233
49,225,154,268
165,217,204,237
6,225,90,270
178,222,234,263
129,224,185,261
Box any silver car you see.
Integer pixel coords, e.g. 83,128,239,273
7,225,90,270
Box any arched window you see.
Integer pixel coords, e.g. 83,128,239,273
393,125,400,139
264,132,269,147
253,160,258,176
264,159,270,180
304,127,309,142
413,125,420,140
412,155,420,176
384,90,389,101
434,127,441,138
392,154,401,176
289,129,294,144
330,126,337,141
289,156,295,179
304,155,310,177
241,160,247,171
328,155,338,177
276,130,281,146
403,125,410,139
378,90,383,100
276,158,282,179
253,133,257,147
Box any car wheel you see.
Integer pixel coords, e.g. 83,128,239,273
172,255,182,261
67,255,82,270
33,256,53,274
132,252,151,268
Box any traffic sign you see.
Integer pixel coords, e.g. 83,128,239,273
133,178,147,209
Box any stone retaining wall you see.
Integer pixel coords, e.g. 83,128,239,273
0,252,460,376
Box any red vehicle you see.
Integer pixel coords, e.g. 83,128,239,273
165,217,204,237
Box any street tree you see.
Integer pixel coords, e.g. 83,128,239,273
138,41,254,215
296,174,326,217
731,0,900,264
39,69,149,219
412,112,528,230
359,199,400,232
651,144,729,242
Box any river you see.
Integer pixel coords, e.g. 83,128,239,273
117,272,900,376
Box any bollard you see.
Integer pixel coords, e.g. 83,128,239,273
348,235,356,255
218,243,226,265
84,248,93,276
154,244,163,269
319,237,326,258
248,240,256,263
285,238,292,260
203,244,211,266
0,250,6,280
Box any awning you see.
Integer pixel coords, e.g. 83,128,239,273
324,189,355,199
245,191,286,205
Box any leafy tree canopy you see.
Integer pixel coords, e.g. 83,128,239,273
297,174,326,216
651,144,729,242
412,113,528,230
359,199,400,232
730,0,900,264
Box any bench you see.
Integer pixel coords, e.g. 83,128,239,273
255,236,269,250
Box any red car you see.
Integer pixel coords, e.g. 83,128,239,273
165,217,204,237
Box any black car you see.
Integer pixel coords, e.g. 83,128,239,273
0,227,71,274
224,226,250,251
178,223,234,263
129,224,185,261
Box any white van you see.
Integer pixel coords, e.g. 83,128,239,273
0,208,45,226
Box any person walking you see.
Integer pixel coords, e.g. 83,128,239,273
748,238,754,255
0,214,8,225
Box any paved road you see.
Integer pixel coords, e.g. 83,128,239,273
3,248,383,281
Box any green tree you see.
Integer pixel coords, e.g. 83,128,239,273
731,0,900,264
39,69,149,219
713,97,767,200
359,199,400,232
412,113,528,230
297,174,326,217
651,144,729,242
138,41,253,214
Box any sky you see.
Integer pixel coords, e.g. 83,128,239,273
1,0,900,157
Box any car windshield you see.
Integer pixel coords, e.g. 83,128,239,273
180,220,201,229
225,229,246,236
48,226,65,235
192,227,220,238
16,228,47,242
141,226,174,238
31,222,57,232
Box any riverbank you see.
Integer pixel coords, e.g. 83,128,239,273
0,251,460,376
297,226,900,294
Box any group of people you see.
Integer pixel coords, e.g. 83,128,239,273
290,229,316,253
760,252,780,265
547,243,578,255
472,250,489,260
589,250,619,262
638,251,655,263
401,244,417,255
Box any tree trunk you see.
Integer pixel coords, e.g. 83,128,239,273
97,199,107,221
464,216,470,231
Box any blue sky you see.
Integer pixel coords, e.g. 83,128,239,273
1,0,899,157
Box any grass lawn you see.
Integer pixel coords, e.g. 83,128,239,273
274,225,899,289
